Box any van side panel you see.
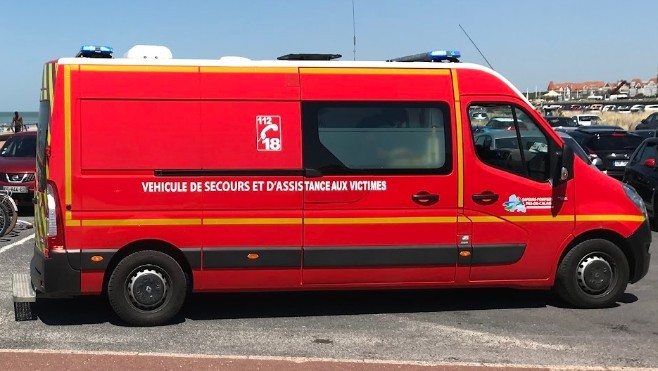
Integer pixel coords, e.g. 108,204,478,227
199,100,303,290
299,69,459,285
68,67,305,292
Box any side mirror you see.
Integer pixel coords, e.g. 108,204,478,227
643,158,656,168
591,157,604,169
552,143,574,185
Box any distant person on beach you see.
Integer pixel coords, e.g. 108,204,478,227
11,111,24,133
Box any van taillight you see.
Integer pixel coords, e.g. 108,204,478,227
45,182,65,256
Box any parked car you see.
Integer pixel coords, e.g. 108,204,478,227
473,131,545,151
474,117,528,133
643,104,658,112
623,137,658,222
634,112,658,130
616,105,632,114
557,131,602,170
568,127,644,178
0,131,37,205
633,129,657,140
544,116,578,130
631,104,645,113
471,111,489,120
571,114,601,126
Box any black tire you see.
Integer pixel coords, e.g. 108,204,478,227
0,202,10,237
555,239,629,308
107,250,187,326
2,197,18,234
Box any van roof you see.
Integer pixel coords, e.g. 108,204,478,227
55,46,530,106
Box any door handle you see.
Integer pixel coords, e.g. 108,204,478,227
472,193,499,202
412,192,439,205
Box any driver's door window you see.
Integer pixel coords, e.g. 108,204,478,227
469,104,552,182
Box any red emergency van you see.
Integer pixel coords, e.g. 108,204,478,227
13,45,650,326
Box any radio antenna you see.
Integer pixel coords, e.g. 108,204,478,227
459,24,494,70
352,0,357,60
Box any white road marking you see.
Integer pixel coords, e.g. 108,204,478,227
0,234,35,254
429,323,568,350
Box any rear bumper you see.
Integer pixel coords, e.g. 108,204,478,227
627,219,651,283
604,169,625,179
30,244,80,298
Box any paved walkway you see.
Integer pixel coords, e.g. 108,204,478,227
1,350,654,371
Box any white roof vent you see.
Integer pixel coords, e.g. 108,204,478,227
219,56,251,62
124,45,173,59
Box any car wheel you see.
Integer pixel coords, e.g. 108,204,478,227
107,250,187,326
555,239,629,308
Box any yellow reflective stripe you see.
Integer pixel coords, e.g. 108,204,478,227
300,68,450,75
65,219,81,227
451,70,463,208
79,65,198,73
63,214,644,227
305,217,456,225
576,214,645,222
469,216,505,223
64,65,72,208
505,215,573,222
81,219,202,227
203,218,301,225
201,67,297,74
469,215,640,223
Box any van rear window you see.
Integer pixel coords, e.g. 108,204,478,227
589,134,644,151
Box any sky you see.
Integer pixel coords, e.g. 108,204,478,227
2,0,658,111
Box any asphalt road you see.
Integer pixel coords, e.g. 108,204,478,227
0,212,656,369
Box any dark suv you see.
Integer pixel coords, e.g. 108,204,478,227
624,138,658,222
635,112,658,130
568,127,644,178
544,115,577,128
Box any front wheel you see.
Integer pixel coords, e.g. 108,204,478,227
555,239,629,308
107,250,187,326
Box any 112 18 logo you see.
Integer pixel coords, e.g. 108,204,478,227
256,115,282,151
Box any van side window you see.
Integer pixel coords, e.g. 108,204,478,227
469,104,553,182
303,102,452,175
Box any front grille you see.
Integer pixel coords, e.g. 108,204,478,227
0,173,35,183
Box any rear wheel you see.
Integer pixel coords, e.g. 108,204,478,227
107,250,187,326
555,239,629,308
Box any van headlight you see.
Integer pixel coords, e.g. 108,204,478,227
623,183,648,220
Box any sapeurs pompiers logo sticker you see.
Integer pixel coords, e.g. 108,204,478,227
504,194,553,213
503,194,527,213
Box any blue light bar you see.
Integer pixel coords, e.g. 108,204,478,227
77,45,113,58
428,50,461,61
386,50,461,63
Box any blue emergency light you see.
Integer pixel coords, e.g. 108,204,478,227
387,50,461,63
76,45,113,58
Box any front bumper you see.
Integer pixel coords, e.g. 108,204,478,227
627,219,651,283
30,243,80,298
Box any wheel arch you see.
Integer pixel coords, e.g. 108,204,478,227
558,229,635,280
101,239,194,294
